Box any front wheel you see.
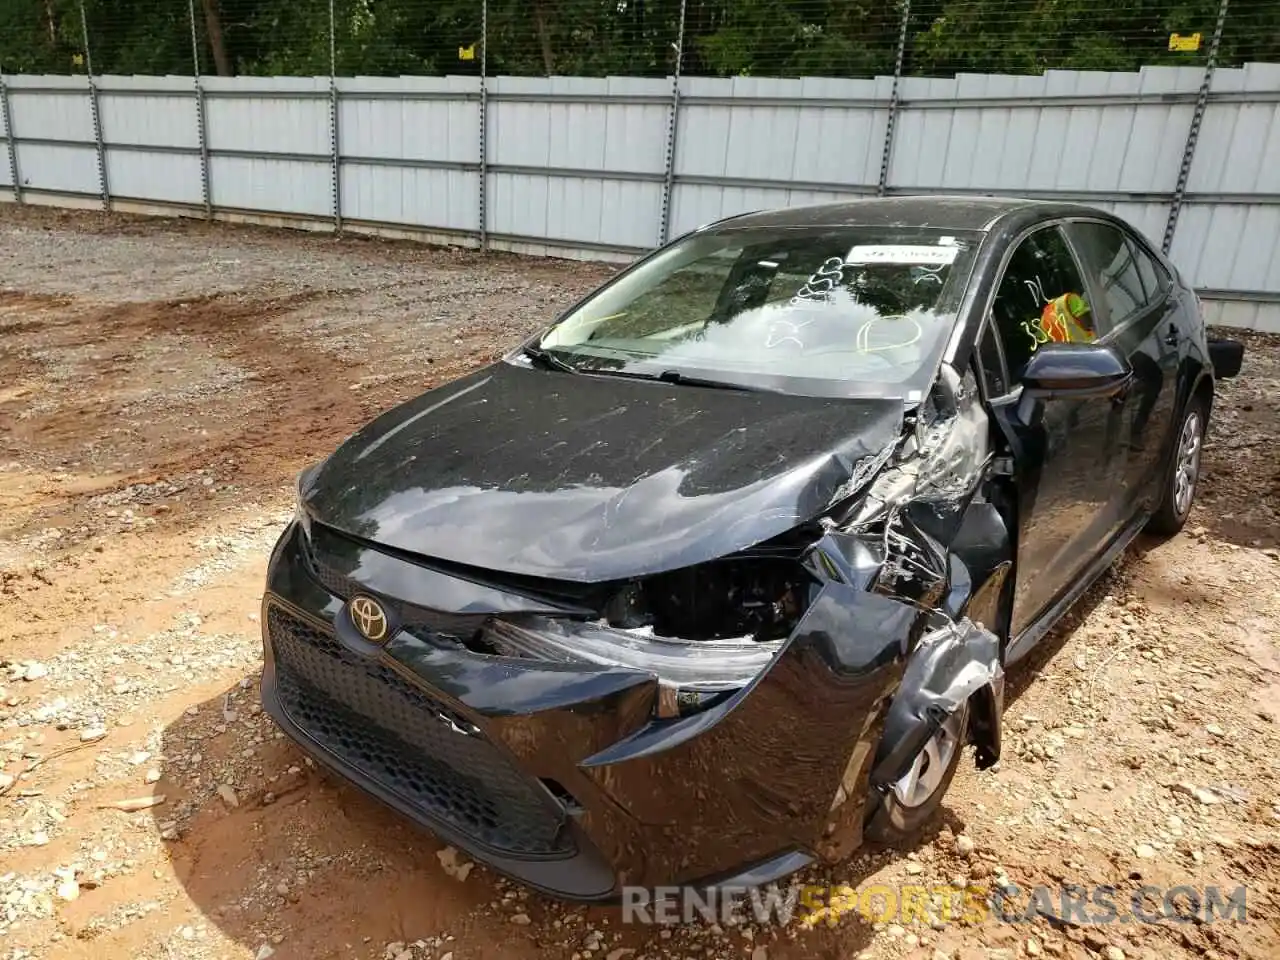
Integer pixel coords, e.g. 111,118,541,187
1145,395,1207,536
864,701,969,845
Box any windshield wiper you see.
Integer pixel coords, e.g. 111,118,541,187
521,343,578,374
656,369,757,391
586,367,760,392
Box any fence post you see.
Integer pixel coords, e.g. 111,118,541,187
1163,0,1229,256
328,0,342,234
188,0,212,219
478,0,489,251
80,2,110,211
0,70,20,204
878,0,911,197
657,0,688,247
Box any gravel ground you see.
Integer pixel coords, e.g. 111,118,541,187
0,206,1277,960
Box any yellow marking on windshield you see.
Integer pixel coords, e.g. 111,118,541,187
855,315,923,353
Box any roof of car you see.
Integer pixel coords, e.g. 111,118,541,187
711,195,1105,233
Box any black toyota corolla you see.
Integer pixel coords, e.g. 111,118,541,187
260,197,1244,900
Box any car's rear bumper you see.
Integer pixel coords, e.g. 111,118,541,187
259,520,994,900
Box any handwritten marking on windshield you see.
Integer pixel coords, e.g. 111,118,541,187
765,317,817,349
789,256,846,308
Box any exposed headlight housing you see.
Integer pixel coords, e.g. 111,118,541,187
484,616,783,693
480,555,815,712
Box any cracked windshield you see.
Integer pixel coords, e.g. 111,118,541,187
539,227,980,397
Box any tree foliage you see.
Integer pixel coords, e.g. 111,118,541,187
0,0,1276,79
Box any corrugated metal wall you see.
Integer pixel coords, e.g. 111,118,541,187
1,64,1277,331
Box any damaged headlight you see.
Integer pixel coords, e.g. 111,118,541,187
293,482,312,540
484,617,783,693
483,557,815,716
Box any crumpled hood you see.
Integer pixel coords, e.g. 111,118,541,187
302,361,904,582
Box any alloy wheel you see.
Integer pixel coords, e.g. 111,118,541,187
1173,410,1203,518
890,707,966,809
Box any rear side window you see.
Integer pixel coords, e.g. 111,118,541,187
989,226,1095,377
1066,221,1148,325
1128,237,1170,304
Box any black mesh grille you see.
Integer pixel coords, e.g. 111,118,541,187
267,605,571,857
308,558,355,599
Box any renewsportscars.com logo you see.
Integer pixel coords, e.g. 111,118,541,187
619,882,1250,927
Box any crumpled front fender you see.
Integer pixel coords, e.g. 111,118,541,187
869,618,1004,792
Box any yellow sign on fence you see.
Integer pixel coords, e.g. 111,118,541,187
458,44,476,61
1169,33,1202,52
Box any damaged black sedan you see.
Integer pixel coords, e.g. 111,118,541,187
260,197,1244,900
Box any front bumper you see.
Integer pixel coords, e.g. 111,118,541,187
260,520,994,900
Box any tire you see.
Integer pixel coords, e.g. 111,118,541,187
1145,393,1208,537
864,700,969,845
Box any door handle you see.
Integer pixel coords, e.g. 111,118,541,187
1110,372,1135,405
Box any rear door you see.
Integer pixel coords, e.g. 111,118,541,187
1062,220,1181,518
980,224,1123,639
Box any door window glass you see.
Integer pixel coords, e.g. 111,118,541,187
1066,221,1147,326
989,226,1097,378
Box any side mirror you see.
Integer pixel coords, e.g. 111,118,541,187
1021,342,1132,400
1208,337,1243,380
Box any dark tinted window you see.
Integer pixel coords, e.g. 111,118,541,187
1066,221,1147,327
1128,237,1169,304
990,226,1095,377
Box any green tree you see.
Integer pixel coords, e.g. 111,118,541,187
1,0,1277,79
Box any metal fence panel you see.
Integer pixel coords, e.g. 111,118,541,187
202,77,332,155
484,76,668,249
338,77,479,165
104,147,204,205
678,76,888,185
97,77,200,146
488,76,669,173
7,77,98,195
892,68,1199,195
13,141,98,196
1166,62,1280,308
487,171,662,250
7,77,96,140
2,60,1278,332
0,78,11,190
94,76,204,205
1201,299,1278,331
340,165,479,233
209,154,333,216
669,185,851,240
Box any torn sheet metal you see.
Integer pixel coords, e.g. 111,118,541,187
839,363,991,534
912,365,992,502
869,617,1005,789
825,436,898,510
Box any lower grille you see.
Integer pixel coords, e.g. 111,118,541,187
266,604,571,857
